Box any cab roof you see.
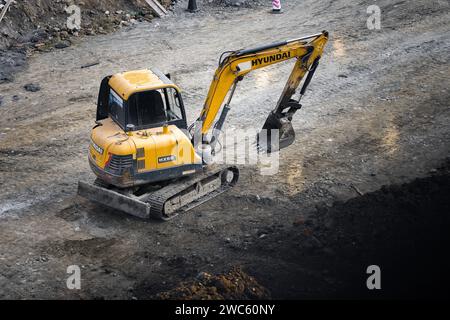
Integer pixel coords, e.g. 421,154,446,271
108,69,180,100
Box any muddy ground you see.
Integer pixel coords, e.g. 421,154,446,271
0,0,449,299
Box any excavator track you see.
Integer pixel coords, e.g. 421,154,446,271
78,166,239,220
146,166,239,220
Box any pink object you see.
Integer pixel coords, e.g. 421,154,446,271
272,0,281,10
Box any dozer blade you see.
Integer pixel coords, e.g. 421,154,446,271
77,180,151,219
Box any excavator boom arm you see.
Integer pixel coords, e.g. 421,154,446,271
198,31,329,139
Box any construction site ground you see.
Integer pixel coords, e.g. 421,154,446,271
0,0,449,299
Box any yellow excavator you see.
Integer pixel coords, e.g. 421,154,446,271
77,31,329,219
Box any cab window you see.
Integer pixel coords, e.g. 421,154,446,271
127,88,184,129
165,88,183,120
108,89,125,128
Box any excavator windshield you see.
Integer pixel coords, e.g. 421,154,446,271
106,87,187,131
127,88,185,129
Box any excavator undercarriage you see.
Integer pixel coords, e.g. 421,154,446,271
78,165,239,220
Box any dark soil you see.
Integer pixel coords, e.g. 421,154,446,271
153,267,271,299
0,47,27,83
248,159,450,299
131,158,450,299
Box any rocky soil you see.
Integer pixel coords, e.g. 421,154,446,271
0,0,173,82
154,267,271,299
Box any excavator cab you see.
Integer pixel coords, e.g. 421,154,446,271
96,71,187,131
85,69,204,191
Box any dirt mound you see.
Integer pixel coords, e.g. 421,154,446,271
154,267,271,300
252,158,450,298
0,0,173,48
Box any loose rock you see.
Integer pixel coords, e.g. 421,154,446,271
54,41,70,49
24,83,41,92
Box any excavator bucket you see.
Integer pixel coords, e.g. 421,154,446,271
257,99,302,153
257,112,295,153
